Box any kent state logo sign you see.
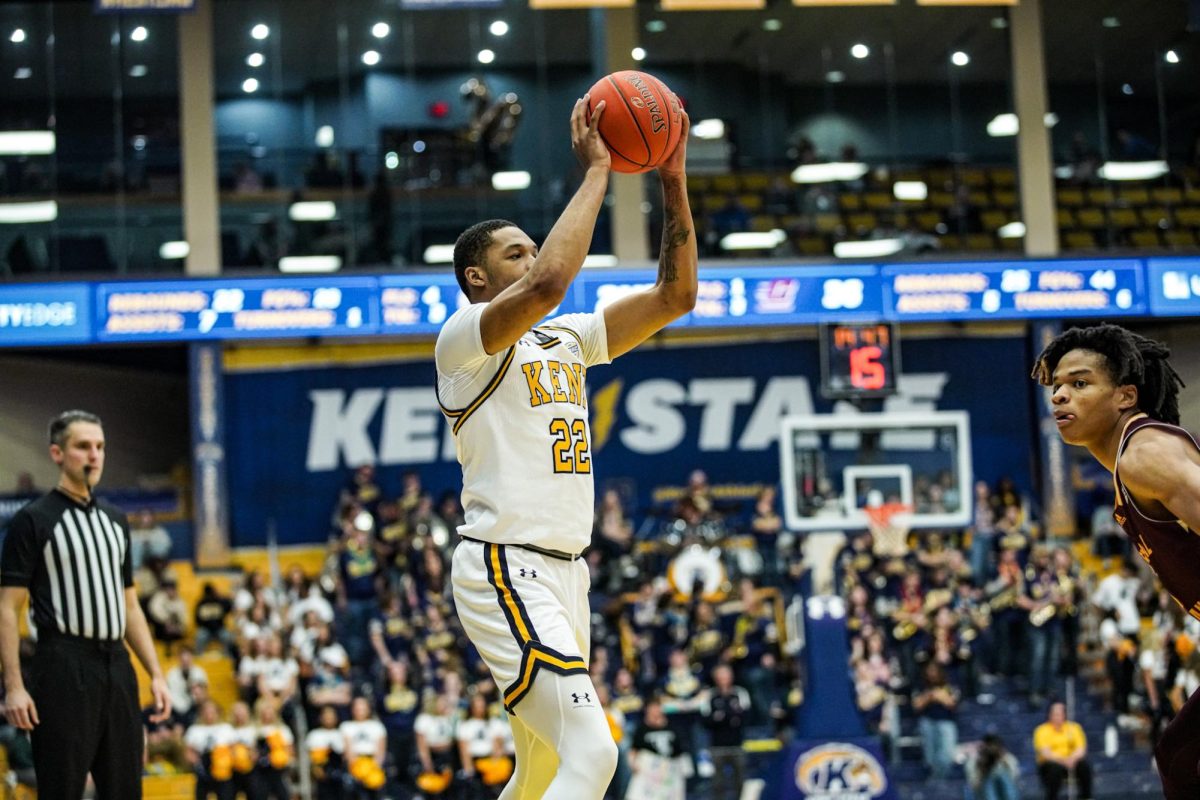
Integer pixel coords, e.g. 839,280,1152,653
795,743,887,799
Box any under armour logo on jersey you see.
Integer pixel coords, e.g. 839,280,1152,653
571,692,592,704
519,568,538,579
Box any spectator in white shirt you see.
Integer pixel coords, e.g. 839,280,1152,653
457,693,506,789
415,694,458,779
1092,560,1143,637
257,634,300,714
340,696,388,798
305,705,346,800
166,645,208,718
184,700,235,800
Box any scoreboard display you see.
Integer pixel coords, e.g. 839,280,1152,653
819,321,899,399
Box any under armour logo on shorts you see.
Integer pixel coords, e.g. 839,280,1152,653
571,692,592,704
519,568,538,579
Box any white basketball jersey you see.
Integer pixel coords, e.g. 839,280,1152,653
435,303,610,555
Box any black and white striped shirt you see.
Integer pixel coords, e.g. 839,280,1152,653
1,490,132,640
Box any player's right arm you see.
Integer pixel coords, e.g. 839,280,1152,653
1116,428,1200,531
477,97,610,355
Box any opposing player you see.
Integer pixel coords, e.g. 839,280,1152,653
1031,324,1199,799
435,95,694,799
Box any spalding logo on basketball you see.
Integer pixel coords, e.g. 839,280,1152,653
587,69,682,174
794,743,888,799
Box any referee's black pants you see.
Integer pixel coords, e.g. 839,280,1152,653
30,633,142,799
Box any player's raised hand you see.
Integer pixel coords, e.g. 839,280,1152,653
657,96,689,180
571,94,610,172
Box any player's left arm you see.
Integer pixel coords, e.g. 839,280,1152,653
604,110,697,360
1118,430,1200,532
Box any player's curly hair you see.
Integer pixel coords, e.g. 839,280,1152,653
453,219,517,300
1030,323,1185,425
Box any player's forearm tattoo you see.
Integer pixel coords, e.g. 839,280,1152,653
659,180,691,284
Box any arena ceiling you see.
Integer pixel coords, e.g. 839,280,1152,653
0,0,1191,99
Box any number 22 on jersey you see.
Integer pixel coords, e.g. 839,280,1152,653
549,418,591,474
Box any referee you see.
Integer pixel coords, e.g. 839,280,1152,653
0,410,172,799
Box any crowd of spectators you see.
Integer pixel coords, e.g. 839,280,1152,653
29,461,1185,800
124,465,814,800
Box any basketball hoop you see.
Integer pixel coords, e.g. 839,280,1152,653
863,502,912,558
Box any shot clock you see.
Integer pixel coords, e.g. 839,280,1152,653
819,322,899,399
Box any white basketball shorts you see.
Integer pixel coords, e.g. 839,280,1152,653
451,538,592,714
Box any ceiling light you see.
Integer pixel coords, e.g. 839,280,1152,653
288,201,337,221
762,18,782,32
1101,16,1120,28
130,26,148,42
893,181,928,201
9,29,25,44
385,151,400,170
826,70,846,83
1166,50,1180,64
129,64,148,78
791,162,869,184
489,20,509,36
1044,112,1059,127
278,255,342,273
987,113,1019,137
477,49,495,64
0,200,56,224
362,50,381,66
720,230,786,251
315,126,335,148
242,77,259,93
159,241,190,260
691,119,726,140
645,20,667,33
13,67,30,80
423,244,455,264
951,51,970,67
833,238,903,259
492,171,532,191
1121,83,1133,95
1097,160,1169,181
631,47,646,61
251,23,270,40
246,52,264,68
851,43,870,59
997,221,1025,239
0,131,55,155
372,22,390,39
990,16,1008,29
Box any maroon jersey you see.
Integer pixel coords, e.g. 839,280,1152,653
1113,414,1200,623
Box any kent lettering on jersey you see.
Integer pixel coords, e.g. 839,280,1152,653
1032,324,1200,800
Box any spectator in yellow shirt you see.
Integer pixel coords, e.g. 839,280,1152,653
1032,702,1093,800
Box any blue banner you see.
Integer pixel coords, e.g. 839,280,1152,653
1146,257,1200,316
1030,322,1074,537
224,335,1034,546
190,343,230,565
777,738,897,800
0,283,92,346
882,259,1145,320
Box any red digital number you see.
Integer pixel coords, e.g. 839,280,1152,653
849,345,887,390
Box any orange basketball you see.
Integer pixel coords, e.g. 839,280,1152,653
586,70,683,174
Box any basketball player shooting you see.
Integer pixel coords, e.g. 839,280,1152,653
1032,323,1200,799
435,94,694,799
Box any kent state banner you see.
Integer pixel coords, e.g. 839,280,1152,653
223,335,1034,547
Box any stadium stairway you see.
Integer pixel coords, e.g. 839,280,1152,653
893,673,1160,799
